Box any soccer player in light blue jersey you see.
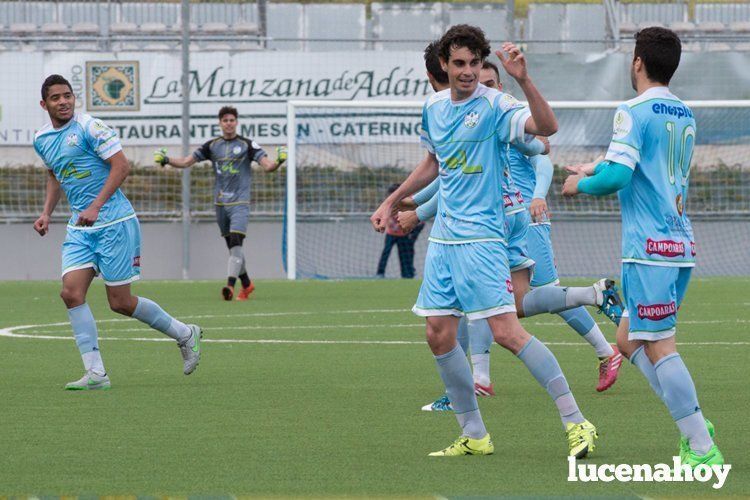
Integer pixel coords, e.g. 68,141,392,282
404,62,623,403
561,28,724,467
371,25,597,458
33,75,202,390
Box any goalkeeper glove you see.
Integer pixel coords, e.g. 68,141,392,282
153,148,169,166
275,146,288,165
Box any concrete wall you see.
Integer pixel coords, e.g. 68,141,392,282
2,219,746,281
0,221,286,281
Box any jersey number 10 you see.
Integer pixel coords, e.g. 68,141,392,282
665,121,695,187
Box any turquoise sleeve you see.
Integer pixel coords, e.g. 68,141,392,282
577,161,633,196
514,138,546,157
413,178,439,206
531,155,554,199
416,193,438,221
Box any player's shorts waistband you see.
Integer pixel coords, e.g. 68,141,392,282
67,212,137,231
428,237,507,245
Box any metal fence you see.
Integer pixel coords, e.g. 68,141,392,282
1,0,749,53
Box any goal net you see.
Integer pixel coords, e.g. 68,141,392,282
284,100,750,280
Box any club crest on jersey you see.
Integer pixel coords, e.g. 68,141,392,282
233,146,242,155
464,112,479,128
646,238,685,257
676,194,684,216
66,133,79,147
637,301,676,321
612,109,632,139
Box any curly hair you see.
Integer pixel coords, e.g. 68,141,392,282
437,24,491,63
218,106,238,120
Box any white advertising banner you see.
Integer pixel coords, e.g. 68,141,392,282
0,51,430,146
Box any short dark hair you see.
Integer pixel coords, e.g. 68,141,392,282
218,106,238,120
482,61,501,82
41,74,73,100
438,24,491,63
423,41,448,85
634,27,681,85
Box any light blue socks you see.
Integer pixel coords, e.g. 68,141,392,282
68,303,99,354
558,307,614,358
654,352,713,454
631,345,664,400
132,297,190,341
469,319,494,386
68,303,105,374
456,317,470,355
517,336,584,428
522,285,596,317
435,344,487,439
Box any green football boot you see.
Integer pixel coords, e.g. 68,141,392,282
680,418,716,463
566,420,598,458
683,444,725,468
428,434,494,457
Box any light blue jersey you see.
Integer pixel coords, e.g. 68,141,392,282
33,114,134,229
501,159,525,215
604,87,696,267
420,85,531,244
507,145,536,204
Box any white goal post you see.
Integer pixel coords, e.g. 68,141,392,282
285,99,750,280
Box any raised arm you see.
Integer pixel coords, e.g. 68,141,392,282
370,152,439,232
258,146,288,173
154,148,197,169
33,170,62,236
497,43,557,137
76,151,131,226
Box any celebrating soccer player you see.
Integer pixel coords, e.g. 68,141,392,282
561,27,724,467
371,26,597,458
33,75,202,390
154,106,287,301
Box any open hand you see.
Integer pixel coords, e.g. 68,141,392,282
496,43,528,83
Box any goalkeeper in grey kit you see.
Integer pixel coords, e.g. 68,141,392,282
154,106,287,301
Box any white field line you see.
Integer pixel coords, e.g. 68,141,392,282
23,316,750,335
1,311,748,346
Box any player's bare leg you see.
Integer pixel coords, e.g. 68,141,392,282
487,312,597,457
106,283,202,375
61,268,110,390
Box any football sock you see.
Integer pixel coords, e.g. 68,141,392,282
239,273,251,289
435,344,487,439
227,246,244,284
468,319,494,386
677,412,714,455
630,345,664,400
558,307,614,358
68,303,104,373
517,336,584,428
522,285,596,317
132,297,190,341
456,317,469,356
654,353,713,454
82,351,105,376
